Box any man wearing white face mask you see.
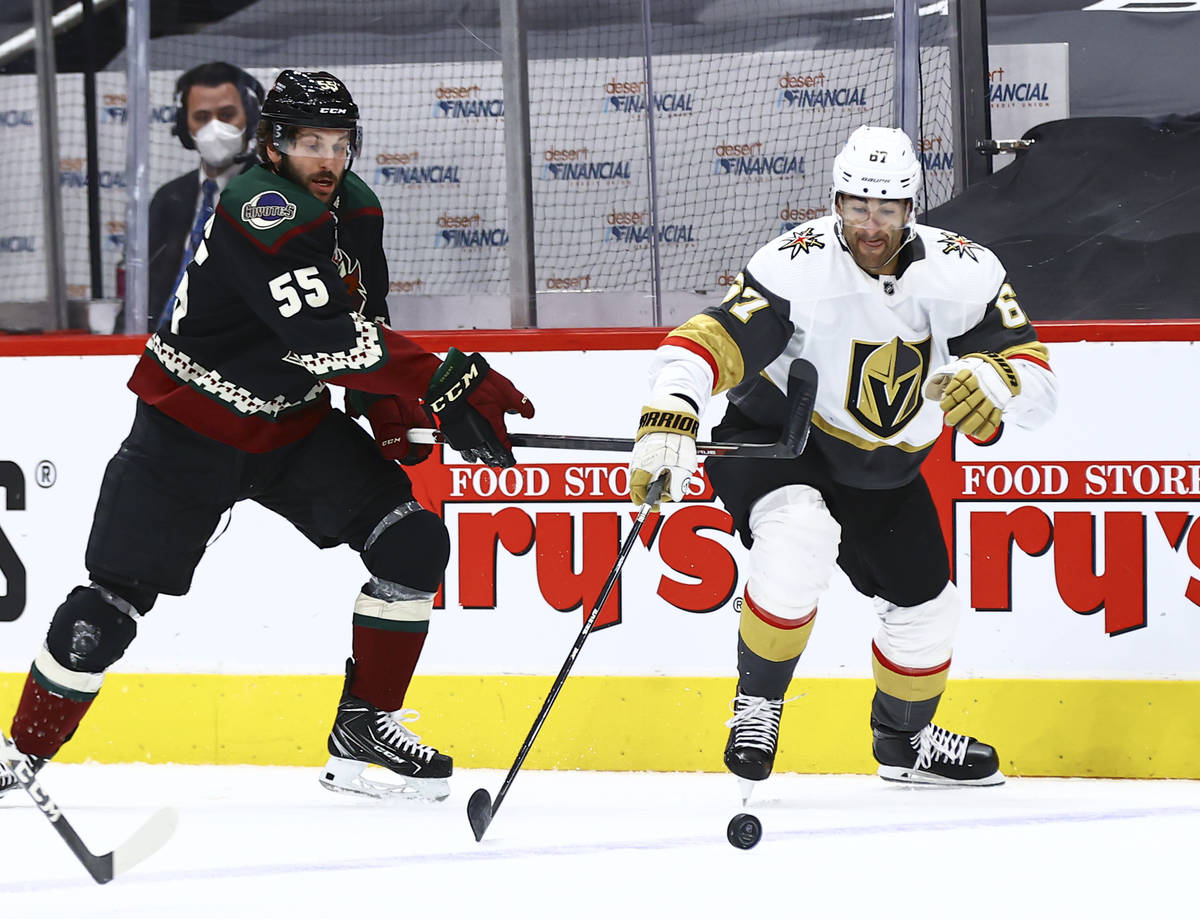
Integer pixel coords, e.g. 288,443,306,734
148,62,264,330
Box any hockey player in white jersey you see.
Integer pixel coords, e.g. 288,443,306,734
629,125,1056,793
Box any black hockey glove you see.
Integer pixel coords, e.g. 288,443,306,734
423,348,535,468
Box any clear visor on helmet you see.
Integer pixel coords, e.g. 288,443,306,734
837,195,911,231
272,122,362,161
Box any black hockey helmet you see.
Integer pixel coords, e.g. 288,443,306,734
256,69,362,165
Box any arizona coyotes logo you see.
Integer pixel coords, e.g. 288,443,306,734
778,226,825,259
938,231,981,262
333,247,368,312
846,337,931,438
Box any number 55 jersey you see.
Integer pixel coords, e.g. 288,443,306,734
128,164,440,453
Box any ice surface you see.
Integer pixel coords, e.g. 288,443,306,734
2,765,1197,916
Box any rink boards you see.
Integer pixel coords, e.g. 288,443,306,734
0,325,1198,777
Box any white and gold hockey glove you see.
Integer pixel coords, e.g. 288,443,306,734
630,395,699,509
924,351,1020,442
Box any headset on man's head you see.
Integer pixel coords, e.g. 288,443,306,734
172,61,264,151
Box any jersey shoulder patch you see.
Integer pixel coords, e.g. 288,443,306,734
222,166,329,245
914,223,1005,298
746,214,838,297
775,223,830,260
336,170,382,214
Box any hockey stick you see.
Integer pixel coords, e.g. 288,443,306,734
464,361,819,841
410,357,819,461
466,472,668,842
1,731,178,884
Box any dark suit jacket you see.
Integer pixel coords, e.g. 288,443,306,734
147,170,200,332
147,161,255,331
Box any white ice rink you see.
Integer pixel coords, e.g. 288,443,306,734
2,765,1198,917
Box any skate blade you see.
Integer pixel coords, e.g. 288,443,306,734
319,757,451,802
736,776,762,805
877,764,1006,787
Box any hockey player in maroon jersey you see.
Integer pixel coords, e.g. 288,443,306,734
629,126,1057,797
1,70,534,802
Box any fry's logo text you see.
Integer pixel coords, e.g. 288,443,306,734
405,445,1200,641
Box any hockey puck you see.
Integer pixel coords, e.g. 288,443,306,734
726,812,762,849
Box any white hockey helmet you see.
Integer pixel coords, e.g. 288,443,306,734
831,126,922,263
831,125,922,201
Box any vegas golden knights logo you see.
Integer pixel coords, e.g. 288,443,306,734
845,337,931,438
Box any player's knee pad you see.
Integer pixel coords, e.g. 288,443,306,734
746,484,841,619
44,584,140,678
361,501,450,595
873,580,961,668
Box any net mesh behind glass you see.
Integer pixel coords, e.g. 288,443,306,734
0,1,963,314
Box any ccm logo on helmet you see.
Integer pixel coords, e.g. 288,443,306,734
319,106,349,114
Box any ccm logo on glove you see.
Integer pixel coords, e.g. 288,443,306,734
425,362,482,414
424,347,535,468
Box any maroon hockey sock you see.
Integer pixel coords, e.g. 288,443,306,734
10,672,96,759
350,625,428,711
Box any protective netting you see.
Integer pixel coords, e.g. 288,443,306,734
0,0,962,320
0,71,54,305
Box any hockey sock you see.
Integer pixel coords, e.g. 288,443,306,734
735,591,816,698
10,671,96,759
350,624,427,712
870,640,949,731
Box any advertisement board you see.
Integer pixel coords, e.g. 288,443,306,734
0,327,1196,776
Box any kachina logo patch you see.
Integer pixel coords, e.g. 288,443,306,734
241,191,297,230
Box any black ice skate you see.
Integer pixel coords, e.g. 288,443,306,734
873,723,1004,786
320,673,452,802
724,691,785,804
0,750,44,800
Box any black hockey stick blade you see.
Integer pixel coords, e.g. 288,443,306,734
2,732,178,884
780,357,818,457
466,787,494,842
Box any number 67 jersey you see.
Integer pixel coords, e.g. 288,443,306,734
128,164,441,453
651,215,1058,489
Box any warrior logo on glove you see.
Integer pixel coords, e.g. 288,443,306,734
924,351,1021,444
630,395,699,509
